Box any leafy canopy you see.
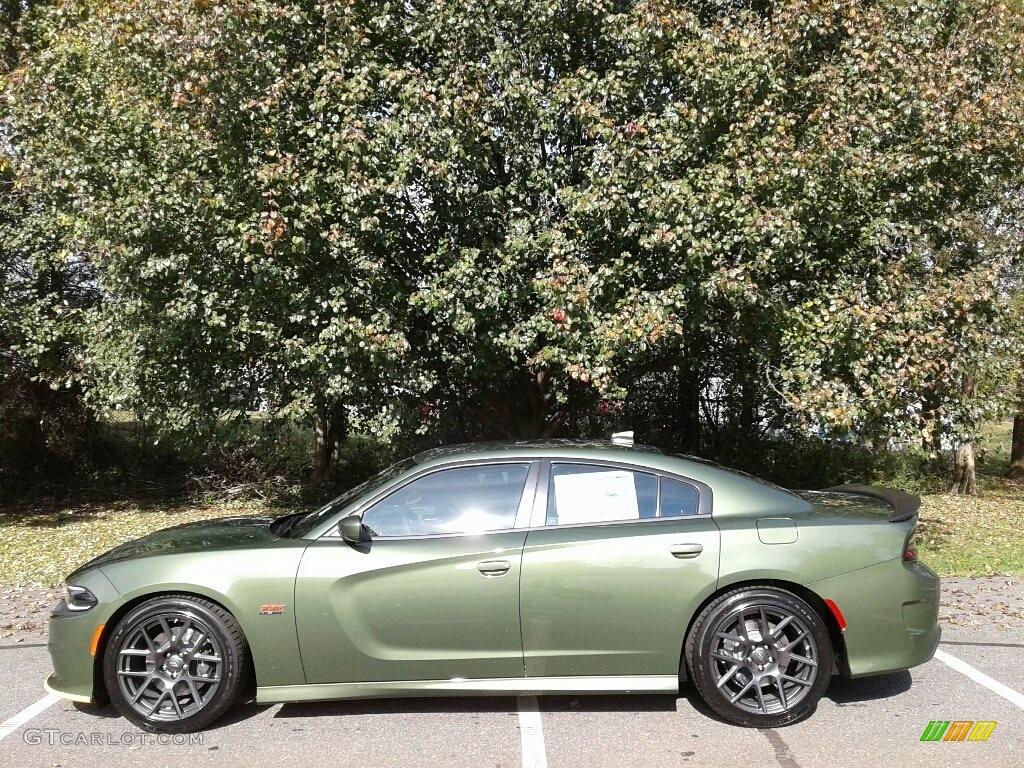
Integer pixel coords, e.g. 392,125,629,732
3,0,1022,452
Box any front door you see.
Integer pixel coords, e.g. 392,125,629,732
520,461,721,678
296,461,537,684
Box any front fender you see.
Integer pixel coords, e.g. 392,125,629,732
98,543,308,687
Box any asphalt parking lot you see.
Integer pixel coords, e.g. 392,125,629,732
1,580,1022,768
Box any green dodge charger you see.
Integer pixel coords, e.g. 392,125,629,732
45,436,940,732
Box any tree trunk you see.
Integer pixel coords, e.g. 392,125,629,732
949,374,979,495
919,390,942,454
949,443,978,496
737,376,757,435
677,351,701,453
1010,376,1024,479
920,389,946,473
312,401,330,486
2,0,23,70
312,397,347,485
326,399,348,474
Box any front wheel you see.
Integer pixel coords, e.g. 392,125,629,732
685,587,833,727
103,595,249,732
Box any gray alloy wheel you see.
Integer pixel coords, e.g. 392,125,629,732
115,611,224,722
685,587,834,728
103,595,249,733
708,604,818,716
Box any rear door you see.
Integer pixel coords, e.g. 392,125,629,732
520,461,721,678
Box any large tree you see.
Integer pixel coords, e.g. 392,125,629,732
4,0,1023,480
1007,288,1024,479
4,0,418,482
1,0,99,482
1011,373,1024,478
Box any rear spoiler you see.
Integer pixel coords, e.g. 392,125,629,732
825,484,921,522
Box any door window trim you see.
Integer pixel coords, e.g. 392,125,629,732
528,458,712,530
322,459,541,540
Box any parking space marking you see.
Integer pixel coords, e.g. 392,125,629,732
934,649,1024,709
516,695,547,768
0,694,59,743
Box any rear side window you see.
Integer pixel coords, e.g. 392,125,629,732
545,464,701,526
660,477,700,517
546,464,658,525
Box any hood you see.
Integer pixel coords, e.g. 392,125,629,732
71,515,280,576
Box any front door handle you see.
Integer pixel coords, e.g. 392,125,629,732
477,559,511,576
669,543,703,559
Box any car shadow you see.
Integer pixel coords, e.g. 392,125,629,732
71,672,915,729
674,672,914,727
824,670,912,706
271,692,682,720
226,672,915,726
72,701,121,719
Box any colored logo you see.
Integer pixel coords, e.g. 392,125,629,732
920,721,997,742
258,603,286,616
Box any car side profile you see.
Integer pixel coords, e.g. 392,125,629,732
45,437,940,732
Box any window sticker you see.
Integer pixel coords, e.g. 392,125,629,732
552,469,639,524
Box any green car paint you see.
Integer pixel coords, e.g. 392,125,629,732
295,529,530,683
519,517,721,678
45,441,940,707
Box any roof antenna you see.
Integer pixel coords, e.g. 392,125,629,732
611,431,634,447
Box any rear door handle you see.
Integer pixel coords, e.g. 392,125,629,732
477,559,511,576
669,543,703,559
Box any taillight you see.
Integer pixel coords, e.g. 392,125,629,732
903,529,918,561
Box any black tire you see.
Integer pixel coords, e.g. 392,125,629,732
685,586,833,728
103,594,249,732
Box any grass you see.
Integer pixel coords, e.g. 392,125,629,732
917,477,1024,576
912,419,1024,576
0,423,1022,584
0,498,284,585
2,488,1020,585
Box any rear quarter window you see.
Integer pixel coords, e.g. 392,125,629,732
660,477,700,517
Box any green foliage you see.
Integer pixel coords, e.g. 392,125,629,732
2,0,1023,479
698,426,942,493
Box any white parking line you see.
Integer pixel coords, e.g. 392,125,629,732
934,649,1024,710
0,694,60,743
517,695,548,768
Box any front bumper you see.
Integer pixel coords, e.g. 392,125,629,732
44,673,93,703
45,570,121,704
45,609,105,703
811,557,941,677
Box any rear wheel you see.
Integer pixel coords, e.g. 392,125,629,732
103,595,248,732
685,587,833,727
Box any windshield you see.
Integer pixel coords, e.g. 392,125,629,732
278,457,417,538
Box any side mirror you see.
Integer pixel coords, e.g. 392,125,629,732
338,515,365,544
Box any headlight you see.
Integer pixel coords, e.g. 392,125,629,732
63,584,98,612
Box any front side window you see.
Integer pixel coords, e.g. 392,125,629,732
361,463,531,537
282,458,416,538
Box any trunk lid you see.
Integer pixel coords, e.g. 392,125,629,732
823,484,921,522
